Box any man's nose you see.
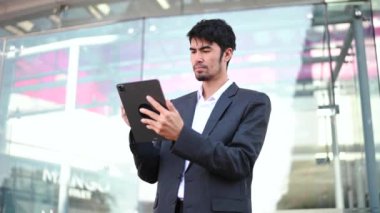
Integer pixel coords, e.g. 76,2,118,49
194,52,204,62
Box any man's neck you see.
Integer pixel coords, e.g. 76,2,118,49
202,77,228,100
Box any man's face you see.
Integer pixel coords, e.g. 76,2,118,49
189,38,226,82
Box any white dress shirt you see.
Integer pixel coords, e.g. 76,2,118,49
177,79,233,200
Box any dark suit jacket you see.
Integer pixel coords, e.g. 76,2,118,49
129,83,271,213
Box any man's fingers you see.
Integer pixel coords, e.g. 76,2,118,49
146,95,166,112
166,100,177,112
141,119,158,133
139,108,159,121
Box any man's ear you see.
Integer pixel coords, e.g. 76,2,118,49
224,48,233,62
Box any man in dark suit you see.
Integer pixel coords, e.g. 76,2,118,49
122,19,271,213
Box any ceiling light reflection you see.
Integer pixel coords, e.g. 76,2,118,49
88,5,103,20
17,20,34,32
149,25,157,32
156,0,170,10
4,25,24,35
6,35,119,58
49,14,61,25
97,3,111,16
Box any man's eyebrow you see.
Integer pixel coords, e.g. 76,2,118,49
200,46,211,50
189,45,212,51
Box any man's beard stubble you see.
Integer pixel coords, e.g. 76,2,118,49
194,56,223,82
195,73,210,81
193,64,210,81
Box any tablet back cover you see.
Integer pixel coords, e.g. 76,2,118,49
116,79,166,142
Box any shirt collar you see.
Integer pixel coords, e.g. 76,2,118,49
197,79,233,102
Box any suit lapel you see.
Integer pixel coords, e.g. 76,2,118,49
180,92,198,128
175,92,197,172
171,92,197,174
185,84,238,173
202,83,238,136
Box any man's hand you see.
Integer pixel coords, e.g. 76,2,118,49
120,105,130,126
140,96,184,141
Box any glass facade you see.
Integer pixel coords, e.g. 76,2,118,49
0,1,379,213
372,0,380,193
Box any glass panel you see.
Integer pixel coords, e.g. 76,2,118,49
327,1,380,211
143,15,201,98
0,37,6,153
75,21,143,115
0,1,379,213
371,0,380,192
1,21,144,212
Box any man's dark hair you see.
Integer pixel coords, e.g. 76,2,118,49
187,19,236,54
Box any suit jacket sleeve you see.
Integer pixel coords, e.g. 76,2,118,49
171,91,271,180
129,132,160,183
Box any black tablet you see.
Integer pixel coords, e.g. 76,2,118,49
116,79,166,142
